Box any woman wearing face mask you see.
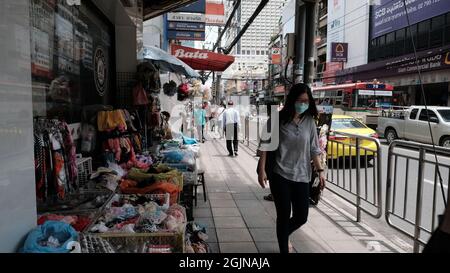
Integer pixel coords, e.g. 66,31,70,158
257,83,326,253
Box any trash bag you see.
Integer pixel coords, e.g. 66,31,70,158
21,221,79,253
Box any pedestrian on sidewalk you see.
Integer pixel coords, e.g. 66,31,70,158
257,83,326,253
222,100,240,156
215,102,226,139
203,100,212,132
194,103,206,143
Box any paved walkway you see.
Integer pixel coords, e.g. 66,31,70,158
192,139,401,253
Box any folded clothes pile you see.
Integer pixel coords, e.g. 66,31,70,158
90,194,185,234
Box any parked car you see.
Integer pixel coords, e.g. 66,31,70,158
377,106,450,147
328,115,379,159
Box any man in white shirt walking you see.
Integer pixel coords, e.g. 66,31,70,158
222,100,240,156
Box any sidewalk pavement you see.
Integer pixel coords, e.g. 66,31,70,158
193,139,401,253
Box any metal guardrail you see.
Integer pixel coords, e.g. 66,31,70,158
386,140,450,253
326,131,383,221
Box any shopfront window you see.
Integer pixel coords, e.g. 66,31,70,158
30,0,114,123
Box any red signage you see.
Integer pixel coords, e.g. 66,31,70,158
271,48,281,65
274,85,285,94
171,44,235,71
323,62,343,84
206,1,225,26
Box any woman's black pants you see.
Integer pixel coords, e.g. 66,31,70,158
269,172,310,253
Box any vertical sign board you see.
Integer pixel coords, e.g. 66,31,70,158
327,0,345,62
167,13,206,41
331,42,348,62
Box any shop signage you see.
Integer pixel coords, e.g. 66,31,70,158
168,21,205,32
336,46,450,81
370,0,450,39
173,48,208,59
274,85,285,94
331,43,348,62
271,48,281,65
168,30,205,41
359,90,392,97
171,44,235,71
167,12,205,23
175,0,205,13
206,0,225,26
94,46,108,97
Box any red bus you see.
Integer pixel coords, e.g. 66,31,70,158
312,81,395,128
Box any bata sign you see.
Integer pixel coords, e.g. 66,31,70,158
174,48,208,59
171,44,235,72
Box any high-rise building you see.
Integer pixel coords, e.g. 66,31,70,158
223,0,289,93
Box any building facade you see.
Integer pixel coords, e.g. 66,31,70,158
222,0,289,95
334,0,450,106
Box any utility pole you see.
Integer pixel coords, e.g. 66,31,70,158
294,0,317,85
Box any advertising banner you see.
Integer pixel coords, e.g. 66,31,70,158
271,48,281,65
331,43,348,62
327,0,345,62
175,0,206,13
206,0,225,26
168,21,205,32
168,12,205,23
167,30,205,41
370,0,450,39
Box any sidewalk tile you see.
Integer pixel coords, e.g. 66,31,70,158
206,229,218,243
208,192,233,200
216,228,253,242
208,243,220,253
214,217,246,228
210,199,237,208
232,193,257,200
194,217,215,228
195,200,211,208
313,227,355,241
249,228,278,242
326,240,370,253
193,208,213,218
255,242,280,253
229,187,254,193
235,199,263,208
243,214,275,228
291,240,334,253
212,207,242,217
220,242,258,253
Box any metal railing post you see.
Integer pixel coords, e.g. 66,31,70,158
413,147,426,253
356,138,361,222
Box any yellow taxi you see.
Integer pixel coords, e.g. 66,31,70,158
327,115,378,159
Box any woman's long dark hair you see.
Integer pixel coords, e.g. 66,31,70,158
280,83,318,124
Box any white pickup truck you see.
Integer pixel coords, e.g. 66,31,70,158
377,106,450,147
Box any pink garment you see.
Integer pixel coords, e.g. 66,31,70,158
105,138,121,161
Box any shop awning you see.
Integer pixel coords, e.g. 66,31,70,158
141,46,200,78
171,44,235,72
143,0,199,20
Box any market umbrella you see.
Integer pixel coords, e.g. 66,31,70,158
140,46,200,78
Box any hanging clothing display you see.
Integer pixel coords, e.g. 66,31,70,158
34,119,78,201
